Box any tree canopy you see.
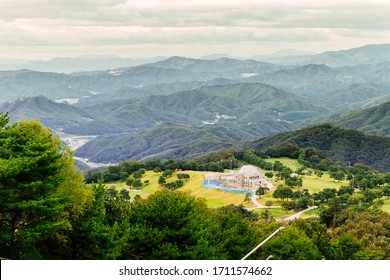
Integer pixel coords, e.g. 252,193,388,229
0,116,91,259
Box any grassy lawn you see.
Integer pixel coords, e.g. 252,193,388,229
252,208,294,220
264,157,303,171
257,191,284,206
381,199,390,212
105,170,252,208
105,170,164,200
261,158,347,194
256,177,346,206
300,208,321,218
102,159,351,209
180,171,251,208
301,174,348,193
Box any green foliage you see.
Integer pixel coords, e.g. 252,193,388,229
383,186,390,199
70,181,128,259
177,173,190,181
319,197,345,227
158,175,166,185
273,186,293,201
132,179,142,189
244,124,390,172
256,186,269,197
125,178,133,186
0,112,9,128
164,180,184,190
285,176,303,187
265,201,273,207
162,169,174,178
259,227,323,260
330,209,390,259
123,190,214,259
330,170,345,182
56,147,93,222
0,119,89,259
119,189,130,201
330,100,390,136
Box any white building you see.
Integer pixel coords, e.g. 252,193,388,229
205,165,262,190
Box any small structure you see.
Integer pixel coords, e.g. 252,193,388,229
235,165,261,190
204,165,265,192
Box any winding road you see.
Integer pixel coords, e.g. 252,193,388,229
248,194,318,221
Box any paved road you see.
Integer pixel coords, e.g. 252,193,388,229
278,206,318,221
247,195,318,221
249,194,280,209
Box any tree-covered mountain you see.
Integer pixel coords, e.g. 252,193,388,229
0,56,282,103
67,83,326,135
0,96,94,131
145,56,281,74
247,63,390,110
241,123,390,172
1,47,389,113
1,82,323,136
1,44,390,168
325,100,390,136
75,123,257,163
0,70,85,102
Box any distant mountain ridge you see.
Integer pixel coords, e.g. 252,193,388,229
0,56,165,73
67,82,327,135
1,44,390,170
262,44,390,67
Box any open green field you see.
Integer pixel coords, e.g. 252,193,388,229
301,208,321,218
104,158,352,208
382,199,390,212
263,158,348,193
180,171,252,208
105,170,251,208
301,174,348,192
264,157,303,170
252,208,294,220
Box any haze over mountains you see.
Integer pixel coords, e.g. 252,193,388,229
1,44,389,169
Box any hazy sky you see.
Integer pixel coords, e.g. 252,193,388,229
0,0,389,60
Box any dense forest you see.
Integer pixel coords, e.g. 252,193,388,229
1,115,389,260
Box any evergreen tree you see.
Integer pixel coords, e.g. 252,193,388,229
0,119,69,259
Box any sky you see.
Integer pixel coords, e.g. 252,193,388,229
0,0,389,60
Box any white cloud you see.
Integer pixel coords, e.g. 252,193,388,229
0,0,389,59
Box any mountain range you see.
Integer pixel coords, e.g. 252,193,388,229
0,55,165,73
0,44,389,169
262,44,390,67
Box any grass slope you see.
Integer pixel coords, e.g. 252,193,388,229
105,170,250,208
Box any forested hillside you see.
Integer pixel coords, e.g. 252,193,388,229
242,124,390,172
75,123,256,163
326,100,390,136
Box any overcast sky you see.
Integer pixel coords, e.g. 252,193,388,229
0,0,389,60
